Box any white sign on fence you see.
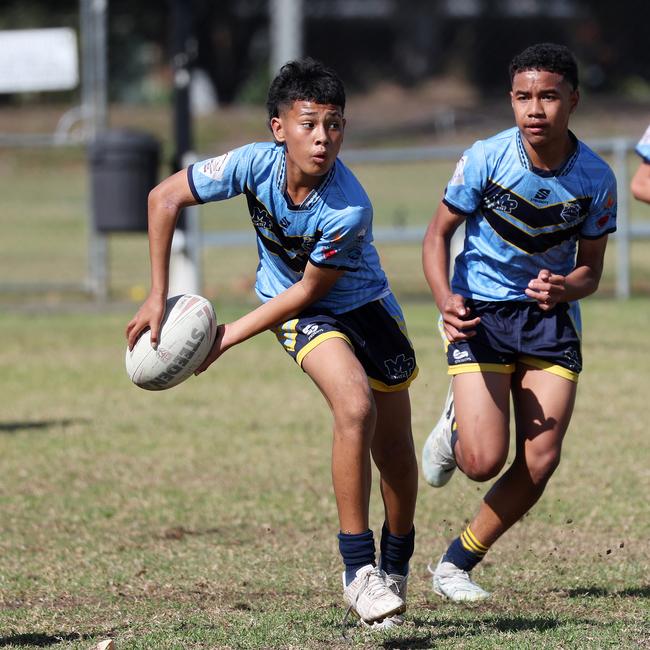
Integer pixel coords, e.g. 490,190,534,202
0,28,79,93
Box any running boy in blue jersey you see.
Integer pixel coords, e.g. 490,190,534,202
127,59,418,628
421,43,617,601
631,125,650,203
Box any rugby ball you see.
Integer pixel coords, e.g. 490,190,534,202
125,294,217,391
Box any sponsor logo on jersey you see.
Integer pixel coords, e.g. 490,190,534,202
640,125,650,146
450,156,467,186
485,193,518,214
200,151,232,181
533,188,551,202
251,206,274,230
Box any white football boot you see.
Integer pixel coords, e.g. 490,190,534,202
342,565,405,624
429,555,490,602
422,383,457,487
360,572,408,630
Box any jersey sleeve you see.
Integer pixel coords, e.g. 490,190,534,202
443,140,488,215
580,167,617,239
309,207,371,272
635,125,650,163
187,144,254,203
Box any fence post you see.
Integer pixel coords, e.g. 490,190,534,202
613,138,630,299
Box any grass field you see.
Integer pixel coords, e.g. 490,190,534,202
1,296,648,649
1,103,649,647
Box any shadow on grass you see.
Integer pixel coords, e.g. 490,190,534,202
567,585,650,598
0,419,87,434
0,632,94,647
379,615,564,649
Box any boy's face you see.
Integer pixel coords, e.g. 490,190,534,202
510,69,579,150
270,100,345,180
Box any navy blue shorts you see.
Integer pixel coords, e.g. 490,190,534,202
442,299,582,383
275,293,418,392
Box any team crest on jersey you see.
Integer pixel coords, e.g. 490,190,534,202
384,353,416,380
560,201,581,222
450,156,467,186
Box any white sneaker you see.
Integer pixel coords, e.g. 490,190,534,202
422,383,457,487
342,565,405,624
429,555,490,602
360,573,408,630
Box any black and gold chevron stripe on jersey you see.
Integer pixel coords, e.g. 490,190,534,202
481,180,593,254
245,187,320,273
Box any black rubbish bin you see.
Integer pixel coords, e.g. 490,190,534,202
89,129,161,232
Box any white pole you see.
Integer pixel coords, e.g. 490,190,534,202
613,138,630,299
270,0,303,76
82,0,109,300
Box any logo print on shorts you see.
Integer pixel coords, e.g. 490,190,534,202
384,354,415,380
452,349,469,362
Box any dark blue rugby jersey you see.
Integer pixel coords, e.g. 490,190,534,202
444,126,617,302
188,142,390,313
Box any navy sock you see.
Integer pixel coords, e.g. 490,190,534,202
443,525,489,572
338,529,376,586
379,523,415,576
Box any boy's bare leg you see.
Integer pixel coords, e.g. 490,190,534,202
371,389,418,535
452,372,512,482
431,368,577,601
467,366,577,546
301,337,376,534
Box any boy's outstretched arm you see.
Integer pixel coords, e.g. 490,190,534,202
126,170,198,349
195,262,344,373
422,201,480,342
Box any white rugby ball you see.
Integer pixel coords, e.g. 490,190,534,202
125,294,217,391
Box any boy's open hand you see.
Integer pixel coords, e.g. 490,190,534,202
525,269,566,311
441,293,481,342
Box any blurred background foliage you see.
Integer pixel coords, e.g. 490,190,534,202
1,0,649,108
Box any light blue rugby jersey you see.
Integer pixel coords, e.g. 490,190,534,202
444,126,617,304
636,125,650,162
188,142,390,313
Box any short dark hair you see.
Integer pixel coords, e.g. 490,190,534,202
509,43,579,90
266,58,346,123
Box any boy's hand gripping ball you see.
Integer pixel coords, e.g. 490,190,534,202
125,294,217,390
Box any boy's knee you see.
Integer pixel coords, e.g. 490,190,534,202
527,448,561,486
461,449,507,482
334,394,376,435
373,435,416,474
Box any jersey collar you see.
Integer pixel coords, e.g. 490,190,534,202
275,146,336,211
515,129,580,177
